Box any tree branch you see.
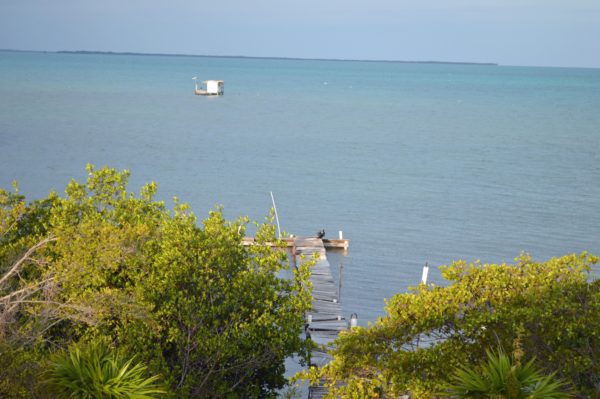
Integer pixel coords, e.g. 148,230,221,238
0,277,53,303
0,236,56,288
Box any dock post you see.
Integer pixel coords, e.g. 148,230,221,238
421,262,429,284
349,313,358,328
339,230,343,239
269,191,282,238
338,263,344,303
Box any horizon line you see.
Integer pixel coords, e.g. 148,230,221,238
0,48,499,66
2,48,600,69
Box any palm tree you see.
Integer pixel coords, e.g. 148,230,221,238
45,341,166,398
443,348,572,398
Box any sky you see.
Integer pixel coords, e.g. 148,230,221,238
1,0,599,68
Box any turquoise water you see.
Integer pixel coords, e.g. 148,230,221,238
1,51,599,323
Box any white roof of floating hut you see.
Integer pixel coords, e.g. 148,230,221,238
204,80,224,94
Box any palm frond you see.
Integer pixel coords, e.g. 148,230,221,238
44,341,166,398
442,348,572,398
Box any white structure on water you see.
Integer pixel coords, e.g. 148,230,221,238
193,77,224,96
205,80,224,95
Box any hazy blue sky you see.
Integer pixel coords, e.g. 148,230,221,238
1,0,599,68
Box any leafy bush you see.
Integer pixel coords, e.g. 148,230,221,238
300,253,600,398
0,343,43,398
1,165,313,398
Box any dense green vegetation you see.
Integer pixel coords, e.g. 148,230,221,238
0,165,312,398
299,253,599,398
3,166,598,398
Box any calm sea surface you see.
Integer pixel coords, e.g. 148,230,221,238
1,51,599,324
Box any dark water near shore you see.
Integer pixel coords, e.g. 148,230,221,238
1,51,599,325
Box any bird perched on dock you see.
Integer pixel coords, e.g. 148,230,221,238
316,229,325,239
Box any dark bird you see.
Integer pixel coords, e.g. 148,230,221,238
316,229,325,239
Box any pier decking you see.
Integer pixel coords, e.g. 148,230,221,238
242,236,349,250
294,238,346,399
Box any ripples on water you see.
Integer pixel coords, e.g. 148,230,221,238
1,51,599,323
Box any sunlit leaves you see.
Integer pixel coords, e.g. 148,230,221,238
302,253,599,398
1,166,313,398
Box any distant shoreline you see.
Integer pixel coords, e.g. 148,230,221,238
0,48,498,66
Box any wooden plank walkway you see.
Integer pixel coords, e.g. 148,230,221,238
294,238,346,399
242,236,349,250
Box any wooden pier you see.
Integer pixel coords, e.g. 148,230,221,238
242,236,349,250
294,237,347,399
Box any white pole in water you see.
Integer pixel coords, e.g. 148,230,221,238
339,230,343,239
192,76,198,91
270,191,282,238
421,262,429,284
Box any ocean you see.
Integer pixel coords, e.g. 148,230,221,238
1,50,599,324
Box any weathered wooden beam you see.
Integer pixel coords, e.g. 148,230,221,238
241,236,349,249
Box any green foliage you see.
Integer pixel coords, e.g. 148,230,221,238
299,253,600,398
0,165,313,398
443,348,572,398
0,342,44,398
122,207,313,397
44,340,165,398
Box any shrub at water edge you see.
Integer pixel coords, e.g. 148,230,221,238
299,253,599,398
0,165,313,398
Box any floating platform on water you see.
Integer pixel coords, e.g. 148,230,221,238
192,78,224,95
